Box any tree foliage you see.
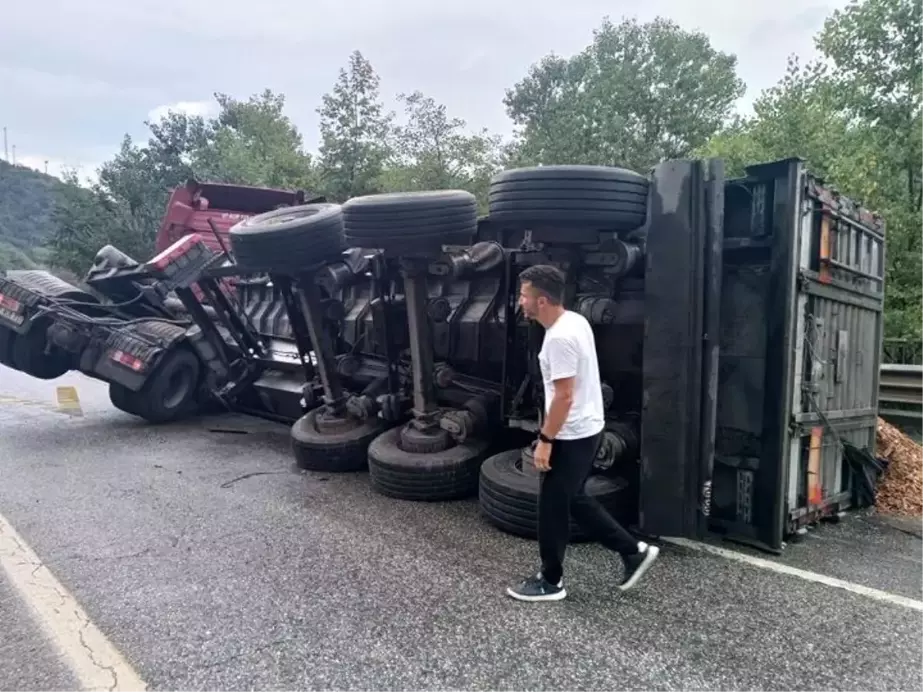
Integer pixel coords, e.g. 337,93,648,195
504,16,746,172
698,59,849,178
316,51,392,201
5,1,917,338
382,91,503,208
818,0,922,212
48,166,149,275
697,0,921,339
196,91,318,190
825,0,921,341
43,62,501,275
48,90,320,274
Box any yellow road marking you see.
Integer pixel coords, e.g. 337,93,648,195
55,385,84,416
0,391,83,416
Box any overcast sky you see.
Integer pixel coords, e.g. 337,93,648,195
1,0,848,181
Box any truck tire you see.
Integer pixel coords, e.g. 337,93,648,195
0,326,14,367
229,203,345,274
113,347,201,423
488,165,650,232
109,382,141,416
342,191,478,254
9,320,70,379
478,448,630,541
290,406,388,472
367,424,489,501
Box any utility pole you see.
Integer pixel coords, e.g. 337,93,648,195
44,160,48,175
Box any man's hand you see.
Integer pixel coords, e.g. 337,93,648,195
534,440,552,472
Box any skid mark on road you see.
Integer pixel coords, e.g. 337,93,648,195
664,537,923,612
0,511,147,691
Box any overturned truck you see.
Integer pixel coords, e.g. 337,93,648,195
0,157,887,553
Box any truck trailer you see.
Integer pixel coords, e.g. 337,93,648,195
0,157,888,553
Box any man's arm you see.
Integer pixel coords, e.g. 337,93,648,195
540,335,579,440
542,376,575,440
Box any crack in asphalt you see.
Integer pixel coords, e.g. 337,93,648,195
1,516,141,690
192,637,296,672
75,607,120,692
220,470,289,489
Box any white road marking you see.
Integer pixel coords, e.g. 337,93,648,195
664,536,923,612
0,511,147,691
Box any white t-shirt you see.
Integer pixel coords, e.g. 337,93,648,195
537,310,605,440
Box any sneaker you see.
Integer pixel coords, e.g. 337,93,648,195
619,542,660,591
506,572,566,602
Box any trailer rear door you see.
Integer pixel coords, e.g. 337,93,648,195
638,158,725,540
711,159,886,552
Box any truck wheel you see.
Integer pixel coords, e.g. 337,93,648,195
290,406,387,472
0,326,14,367
478,448,629,541
342,191,478,255
367,424,489,501
488,165,650,232
125,348,201,423
109,383,141,416
9,321,70,380
229,203,345,274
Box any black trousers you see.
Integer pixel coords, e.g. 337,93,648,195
539,432,639,584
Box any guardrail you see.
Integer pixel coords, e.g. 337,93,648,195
879,363,923,423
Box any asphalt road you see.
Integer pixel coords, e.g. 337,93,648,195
0,571,79,692
1,365,921,691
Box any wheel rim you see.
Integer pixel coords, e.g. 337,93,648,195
262,210,314,226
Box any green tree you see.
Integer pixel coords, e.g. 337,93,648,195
504,16,745,172
49,133,186,274
195,90,318,190
697,58,850,178
316,51,392,201
49,89,317,274
818,0,921,208
818,0,921,340
382,90,503,208
698,0,921,340
49,121,205,275
49,165,156,273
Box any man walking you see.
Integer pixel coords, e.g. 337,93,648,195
507,264,659,602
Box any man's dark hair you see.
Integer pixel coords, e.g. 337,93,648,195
520,264,566,305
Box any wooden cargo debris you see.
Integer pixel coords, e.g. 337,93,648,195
875,417,923,517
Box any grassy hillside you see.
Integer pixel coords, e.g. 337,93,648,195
0,159,74,270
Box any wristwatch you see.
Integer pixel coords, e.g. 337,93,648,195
538,432,554,444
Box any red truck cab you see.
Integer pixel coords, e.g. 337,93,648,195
155,179,313,255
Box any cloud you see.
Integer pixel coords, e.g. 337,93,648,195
148,100,219,123
0,0,851,173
